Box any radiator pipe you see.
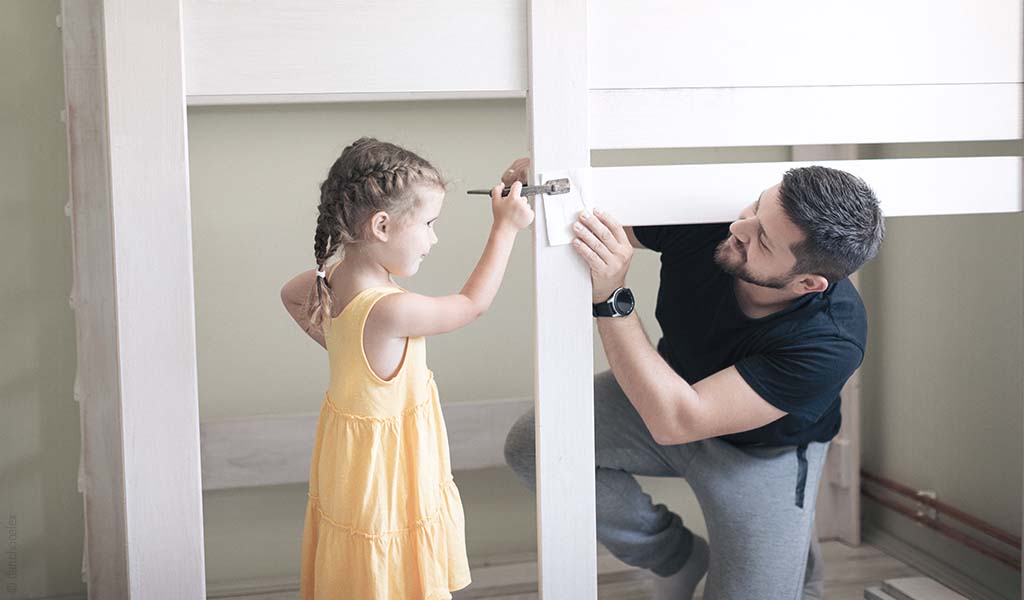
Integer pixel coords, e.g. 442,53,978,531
861,487,1021,570
861,470,1021,549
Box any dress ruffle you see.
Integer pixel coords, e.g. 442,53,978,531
299,376,471,599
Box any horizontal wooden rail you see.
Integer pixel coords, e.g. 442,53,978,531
200,397,532,490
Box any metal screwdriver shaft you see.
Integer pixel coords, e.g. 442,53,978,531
466,178,570,197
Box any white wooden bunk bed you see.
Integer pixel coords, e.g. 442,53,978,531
61,1,1022,597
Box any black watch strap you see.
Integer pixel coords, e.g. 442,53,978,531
592,298,616,317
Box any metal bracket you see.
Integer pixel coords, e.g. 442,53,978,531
538,168,592,247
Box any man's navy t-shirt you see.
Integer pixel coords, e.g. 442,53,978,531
632,222,867,447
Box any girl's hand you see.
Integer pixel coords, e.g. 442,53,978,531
491,180,535,233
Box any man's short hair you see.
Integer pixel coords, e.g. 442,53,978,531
779,165,885,284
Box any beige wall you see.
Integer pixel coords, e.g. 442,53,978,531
1,1,82,598
2,1,1021,597
857,140,1024,599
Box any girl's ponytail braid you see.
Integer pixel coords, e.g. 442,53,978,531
308,177,347,331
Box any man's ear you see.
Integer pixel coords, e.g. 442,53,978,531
369,211,390,242
792,273,829,294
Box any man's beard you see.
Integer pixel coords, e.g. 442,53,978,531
713,237,791,290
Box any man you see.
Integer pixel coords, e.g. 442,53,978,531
503,159,884,600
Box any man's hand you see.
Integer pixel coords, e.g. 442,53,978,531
572,208,634,303
501,157,531,186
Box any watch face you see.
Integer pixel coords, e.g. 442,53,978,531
613,288,635,314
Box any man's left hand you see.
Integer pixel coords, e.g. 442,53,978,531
571,208,634,304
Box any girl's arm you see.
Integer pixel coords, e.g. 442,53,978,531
280,269,328,349
371,181,534,339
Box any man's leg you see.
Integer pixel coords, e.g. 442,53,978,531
684,438,830,600
802,530,825,600
503,369,702,578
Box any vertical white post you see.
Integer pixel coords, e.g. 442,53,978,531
792,145,862,546
527,0,597,597
61,1,130,596
63,0,206,597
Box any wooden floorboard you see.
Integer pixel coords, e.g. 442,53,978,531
204,541,921,599
452,541,921,600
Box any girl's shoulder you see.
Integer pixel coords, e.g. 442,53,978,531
332,285,404,320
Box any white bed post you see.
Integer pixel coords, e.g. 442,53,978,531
62,1,206,597
792,145,862,546
527,0,598,597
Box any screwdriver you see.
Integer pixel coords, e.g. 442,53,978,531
466,178,570,197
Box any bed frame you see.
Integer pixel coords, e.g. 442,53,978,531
60,1,1022,597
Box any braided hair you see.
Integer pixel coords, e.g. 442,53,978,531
307,137,445,332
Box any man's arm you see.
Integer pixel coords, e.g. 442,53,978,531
596,313,785,445
573,209,785,445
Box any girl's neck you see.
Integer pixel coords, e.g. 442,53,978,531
332,245,394,290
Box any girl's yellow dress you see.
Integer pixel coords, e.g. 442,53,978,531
300,276,471,599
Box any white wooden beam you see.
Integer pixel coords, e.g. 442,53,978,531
528,0,598,597
61,1,130,596
188,90,526,107
200,397,533,490
183,0,526,102
590,85,1022,149
582,157,1021,228
64,0,206,597
589,0,1021,88
790,146,862,547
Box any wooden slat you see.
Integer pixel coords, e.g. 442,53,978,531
590,85,1022,149
189,90,526,107
183,0,526,101
61,1,130,596
581,157,1021,228
200,398,533,490
792,146,862,547
93,0,207,597
205,540,920,599
527,0,598,597
589,0,1022,89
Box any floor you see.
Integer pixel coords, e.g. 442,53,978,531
452,541,921,600
203,540,923,599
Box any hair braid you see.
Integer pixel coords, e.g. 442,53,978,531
304,137,446,333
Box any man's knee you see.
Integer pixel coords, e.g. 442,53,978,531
503,409,536,485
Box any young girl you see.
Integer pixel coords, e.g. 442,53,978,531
279,137,533,599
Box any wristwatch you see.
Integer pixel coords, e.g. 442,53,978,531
592,287,635,318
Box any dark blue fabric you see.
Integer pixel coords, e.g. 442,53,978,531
632,222,866,446
795,443,809,508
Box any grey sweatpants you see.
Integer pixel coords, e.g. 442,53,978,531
503,369,828,600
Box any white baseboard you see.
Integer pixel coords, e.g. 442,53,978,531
862,524,1010,600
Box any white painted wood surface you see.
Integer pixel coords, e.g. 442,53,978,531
183,0,526,102
73,0,1023,594
200,398,532,490
794,146,862,546
590,85,1022,149
589,0,1022,88
61,2,130,596
527,0,598,597
68,0,208,597
578,157,1021,228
